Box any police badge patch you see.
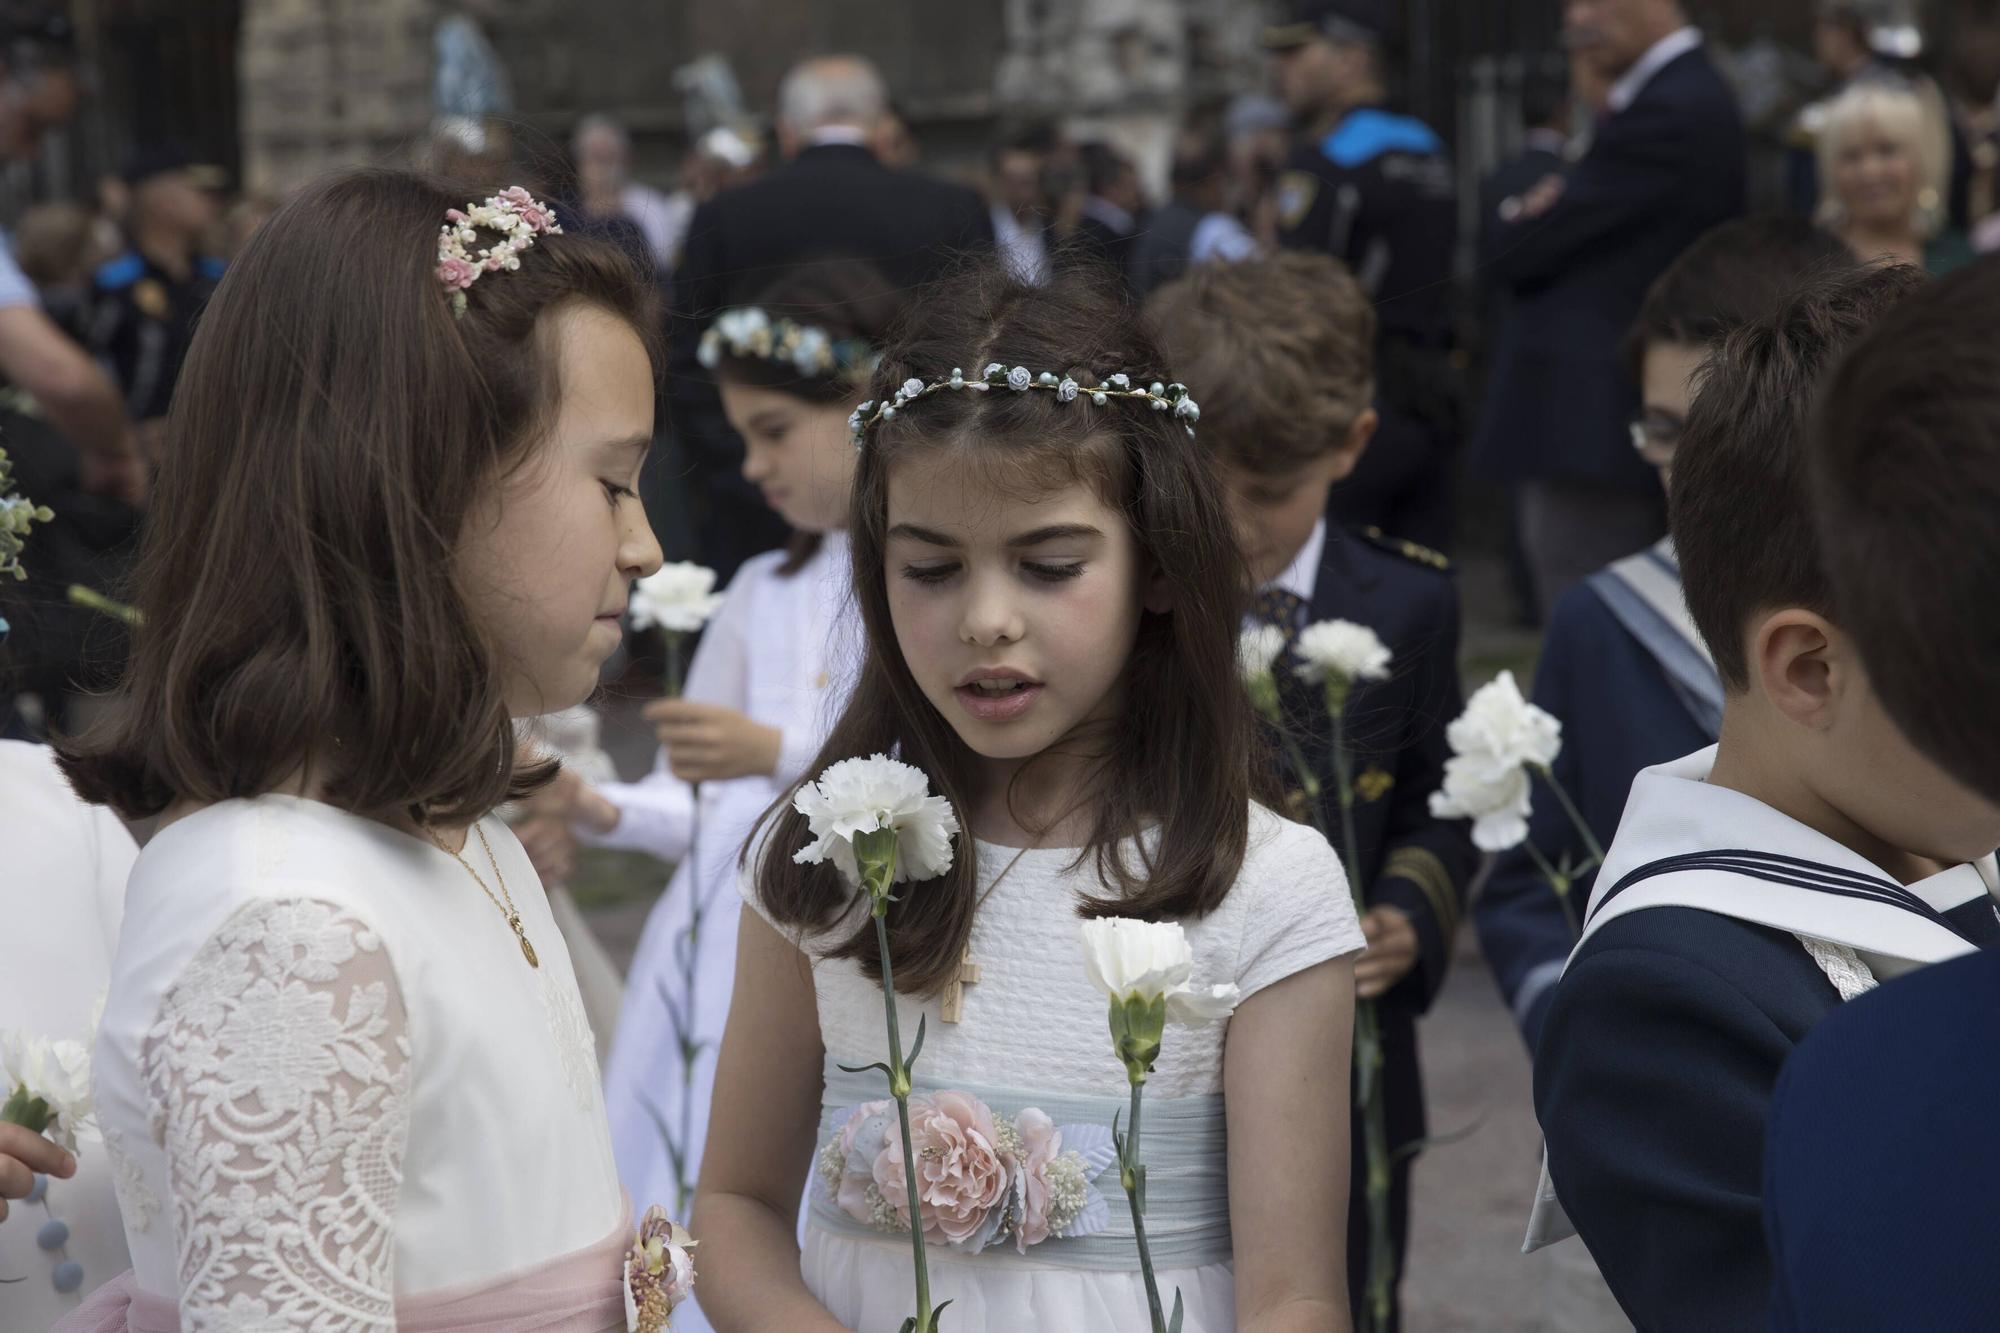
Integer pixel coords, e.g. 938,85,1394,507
1277,170,1319,231
133,279,169,320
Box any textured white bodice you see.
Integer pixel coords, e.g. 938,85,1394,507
764,801,1367,1100
91,796,625,1328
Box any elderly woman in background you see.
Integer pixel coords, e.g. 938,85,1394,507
1819,79,1975,273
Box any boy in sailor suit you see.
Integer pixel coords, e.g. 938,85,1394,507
1530,262,2000,1333
1763,260,2000,1330
1477,217,1852,1053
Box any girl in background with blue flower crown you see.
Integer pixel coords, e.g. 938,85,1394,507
697,260,1366,1332
529,260,901,1331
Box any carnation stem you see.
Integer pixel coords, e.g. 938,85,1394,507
673,781,704,1217
1120,1076,1172,1333
1534,763,1604,868
1333,698,1396,1333
1522,839,1582,939
869,852,938,1333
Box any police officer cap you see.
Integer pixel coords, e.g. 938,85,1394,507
121,142,227,190
1263,0,1392,51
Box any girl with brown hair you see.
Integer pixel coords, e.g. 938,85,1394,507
695,262,1363,1332
54,169,667,1330
529,261,901,1332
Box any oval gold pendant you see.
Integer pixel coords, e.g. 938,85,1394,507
520,935,540,968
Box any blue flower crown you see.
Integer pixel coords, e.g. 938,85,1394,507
847,363,1201,449
698,306,880,380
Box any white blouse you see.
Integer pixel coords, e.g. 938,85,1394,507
91,795,625,1327
0,742,136,1327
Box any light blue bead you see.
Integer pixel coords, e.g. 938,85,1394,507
52,1260,83,1293
24,1173,47,1203
37,1217,70,1249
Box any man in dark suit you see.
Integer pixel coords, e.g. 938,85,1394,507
667,56,993,579
1474,0,1745,620
1765,261,2000,1333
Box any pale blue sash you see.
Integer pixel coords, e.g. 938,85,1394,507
810,1060,1233,1271
1585,539,1723,740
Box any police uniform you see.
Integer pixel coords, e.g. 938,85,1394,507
1251,518,1476,1332
86,248,224,425
1267,0,1461,550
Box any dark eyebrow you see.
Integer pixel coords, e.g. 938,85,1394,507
1007,523,1103,548
887,522,959,546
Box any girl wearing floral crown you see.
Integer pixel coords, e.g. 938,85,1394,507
698,261,1365,1331
527,259,899,1330
53,171,692,1331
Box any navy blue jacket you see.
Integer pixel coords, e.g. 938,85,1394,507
1265,525,1475,1329
1474,579,1712,1050
1766,948,2000,1332
1474,45,1745,487
1535,908,1840,1331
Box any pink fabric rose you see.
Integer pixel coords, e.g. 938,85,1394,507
1011,1107,1063,1251
436,256,478,289
874,1091,1011,1248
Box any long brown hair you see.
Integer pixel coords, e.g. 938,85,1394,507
751,260,1261,995
59,167,660,825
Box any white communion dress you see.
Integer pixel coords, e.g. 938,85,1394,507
591,532,858,1315
753,801,1366,1333
85,795,630,1329
0,741,136,1327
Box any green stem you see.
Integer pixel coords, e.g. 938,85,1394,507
664,632,685,698
1332,696,1395,1333
1535,764,1605,868
1120,1077,1170,1333
1521,839,1581,939
674,780,703,1218
872,870,935,1333
66,583,140,626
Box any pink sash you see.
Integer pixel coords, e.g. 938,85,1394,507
50,1198,634,1333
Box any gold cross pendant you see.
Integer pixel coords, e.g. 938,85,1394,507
940,946,982,1023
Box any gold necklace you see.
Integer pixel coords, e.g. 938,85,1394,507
429,822,540,969
941,844,1031,1024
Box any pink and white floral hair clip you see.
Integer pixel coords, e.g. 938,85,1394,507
435,186,563,316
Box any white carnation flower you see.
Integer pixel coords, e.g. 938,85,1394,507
792,754,960,888
1,1029,94,1152
1293,619,1392,687
1428,754,1534,853
1079,919,1240,1026
630,561,725,633
1446,670,1561,771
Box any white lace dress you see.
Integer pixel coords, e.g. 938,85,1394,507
90,795,627,1328
753,801,1366,1333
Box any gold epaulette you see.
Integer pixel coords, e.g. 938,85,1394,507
1361,526,1451,572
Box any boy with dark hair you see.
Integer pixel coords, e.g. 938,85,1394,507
1477,216,1852,1052
1529,260,2000,1332
1147,251,1474,1331
1763,256,2000,1330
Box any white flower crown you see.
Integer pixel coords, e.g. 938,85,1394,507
847,364,1201,449
698,306,880,379
435,186,563,317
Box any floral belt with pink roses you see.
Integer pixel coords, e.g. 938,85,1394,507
810,1062,1233,1271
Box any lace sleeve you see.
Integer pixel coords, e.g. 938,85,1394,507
141,897,411,1330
